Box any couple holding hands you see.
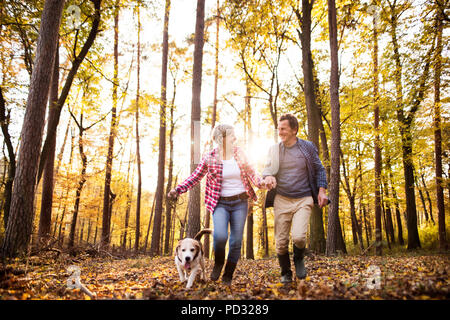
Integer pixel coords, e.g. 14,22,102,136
167,113,329,285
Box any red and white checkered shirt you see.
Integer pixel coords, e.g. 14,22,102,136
175,146,262,213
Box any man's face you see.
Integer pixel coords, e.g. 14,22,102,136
278,120,297,144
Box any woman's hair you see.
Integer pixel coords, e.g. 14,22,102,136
211,124,235,160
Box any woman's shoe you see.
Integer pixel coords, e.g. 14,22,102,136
210,250,225,281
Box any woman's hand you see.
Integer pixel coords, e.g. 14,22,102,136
264,176,277,190
167,189,178,200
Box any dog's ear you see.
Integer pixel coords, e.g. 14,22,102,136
175,241,182,257
194,241,202,256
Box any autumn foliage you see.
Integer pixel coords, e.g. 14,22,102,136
1,252,448,300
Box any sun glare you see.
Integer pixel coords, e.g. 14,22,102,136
246,136,275,169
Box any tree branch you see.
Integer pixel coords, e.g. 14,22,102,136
37,0,102,184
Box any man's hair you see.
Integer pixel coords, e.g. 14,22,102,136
279,113,299,133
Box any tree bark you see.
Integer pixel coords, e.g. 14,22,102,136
0,87,15,231
38,40,59,243
187,0,205,238
372,6,383,256
134,4,142,253
101,0,120,250
433,5,447,251
245,79,254,260
294,0,326,254
326,0,345,256
68,112,88,249
2,0,64,257
151,0,170,256
122,152,133,250
388,1,431,250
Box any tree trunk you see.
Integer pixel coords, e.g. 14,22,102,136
134,4,142,253
151,0,170,256
415,173,429,222
372,6,383,256
143,193,156,253
58,128,75,245
245,79,254,260
0,87,16,231
68,113,88,249
388,2,423,250
433,7,447,251
1,0,64,257
382,176,395,244
38,41,59,243
204,0,221,259
187,0,205,238
294,0,326,254
420,173,434,224
164,69,178,255
325,0,345,256
101,0,119,250
122,154,133,250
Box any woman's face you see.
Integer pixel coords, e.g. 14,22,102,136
222,130,236,150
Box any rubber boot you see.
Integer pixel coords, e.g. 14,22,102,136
277,253,292,283
210,250,225,281
293,245,307,279
221,261,237,286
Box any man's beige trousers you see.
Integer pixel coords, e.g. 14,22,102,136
274,194,314,255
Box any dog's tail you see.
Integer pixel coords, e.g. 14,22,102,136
194,228,212,241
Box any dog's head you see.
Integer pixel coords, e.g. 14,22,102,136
176,238,202,270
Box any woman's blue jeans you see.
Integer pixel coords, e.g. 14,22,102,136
212,198,248,263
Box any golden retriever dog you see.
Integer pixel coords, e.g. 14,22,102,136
175,229,212,289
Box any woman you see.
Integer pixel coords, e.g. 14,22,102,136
168,124,263,285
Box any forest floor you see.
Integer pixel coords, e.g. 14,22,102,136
0,251,448,300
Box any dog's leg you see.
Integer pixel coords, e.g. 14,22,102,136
186,269,198,289
176,258,187,282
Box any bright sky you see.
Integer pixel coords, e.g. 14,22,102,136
92,0,276,193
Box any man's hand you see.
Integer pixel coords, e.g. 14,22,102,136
167,189,178,200
264,176,277,190
317,187,328,208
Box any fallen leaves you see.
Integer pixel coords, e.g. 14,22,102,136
0,253,448,300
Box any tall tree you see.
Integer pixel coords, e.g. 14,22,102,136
1,0,64,257
326,0,346,256
245,79,254,260
67,105,104,249
37,0,102,184
385,0,435,250
0,86,15,230
101,0,120,249
38,40,59,243
371,2,383,255
433,2,446,251
150,0,170,256
204,0,221,260
293,0,327,254
134,3,142,252
186,0,205,238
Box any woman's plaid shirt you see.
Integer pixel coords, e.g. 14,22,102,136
175,146,262,213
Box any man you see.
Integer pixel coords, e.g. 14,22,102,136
263,114,328,283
